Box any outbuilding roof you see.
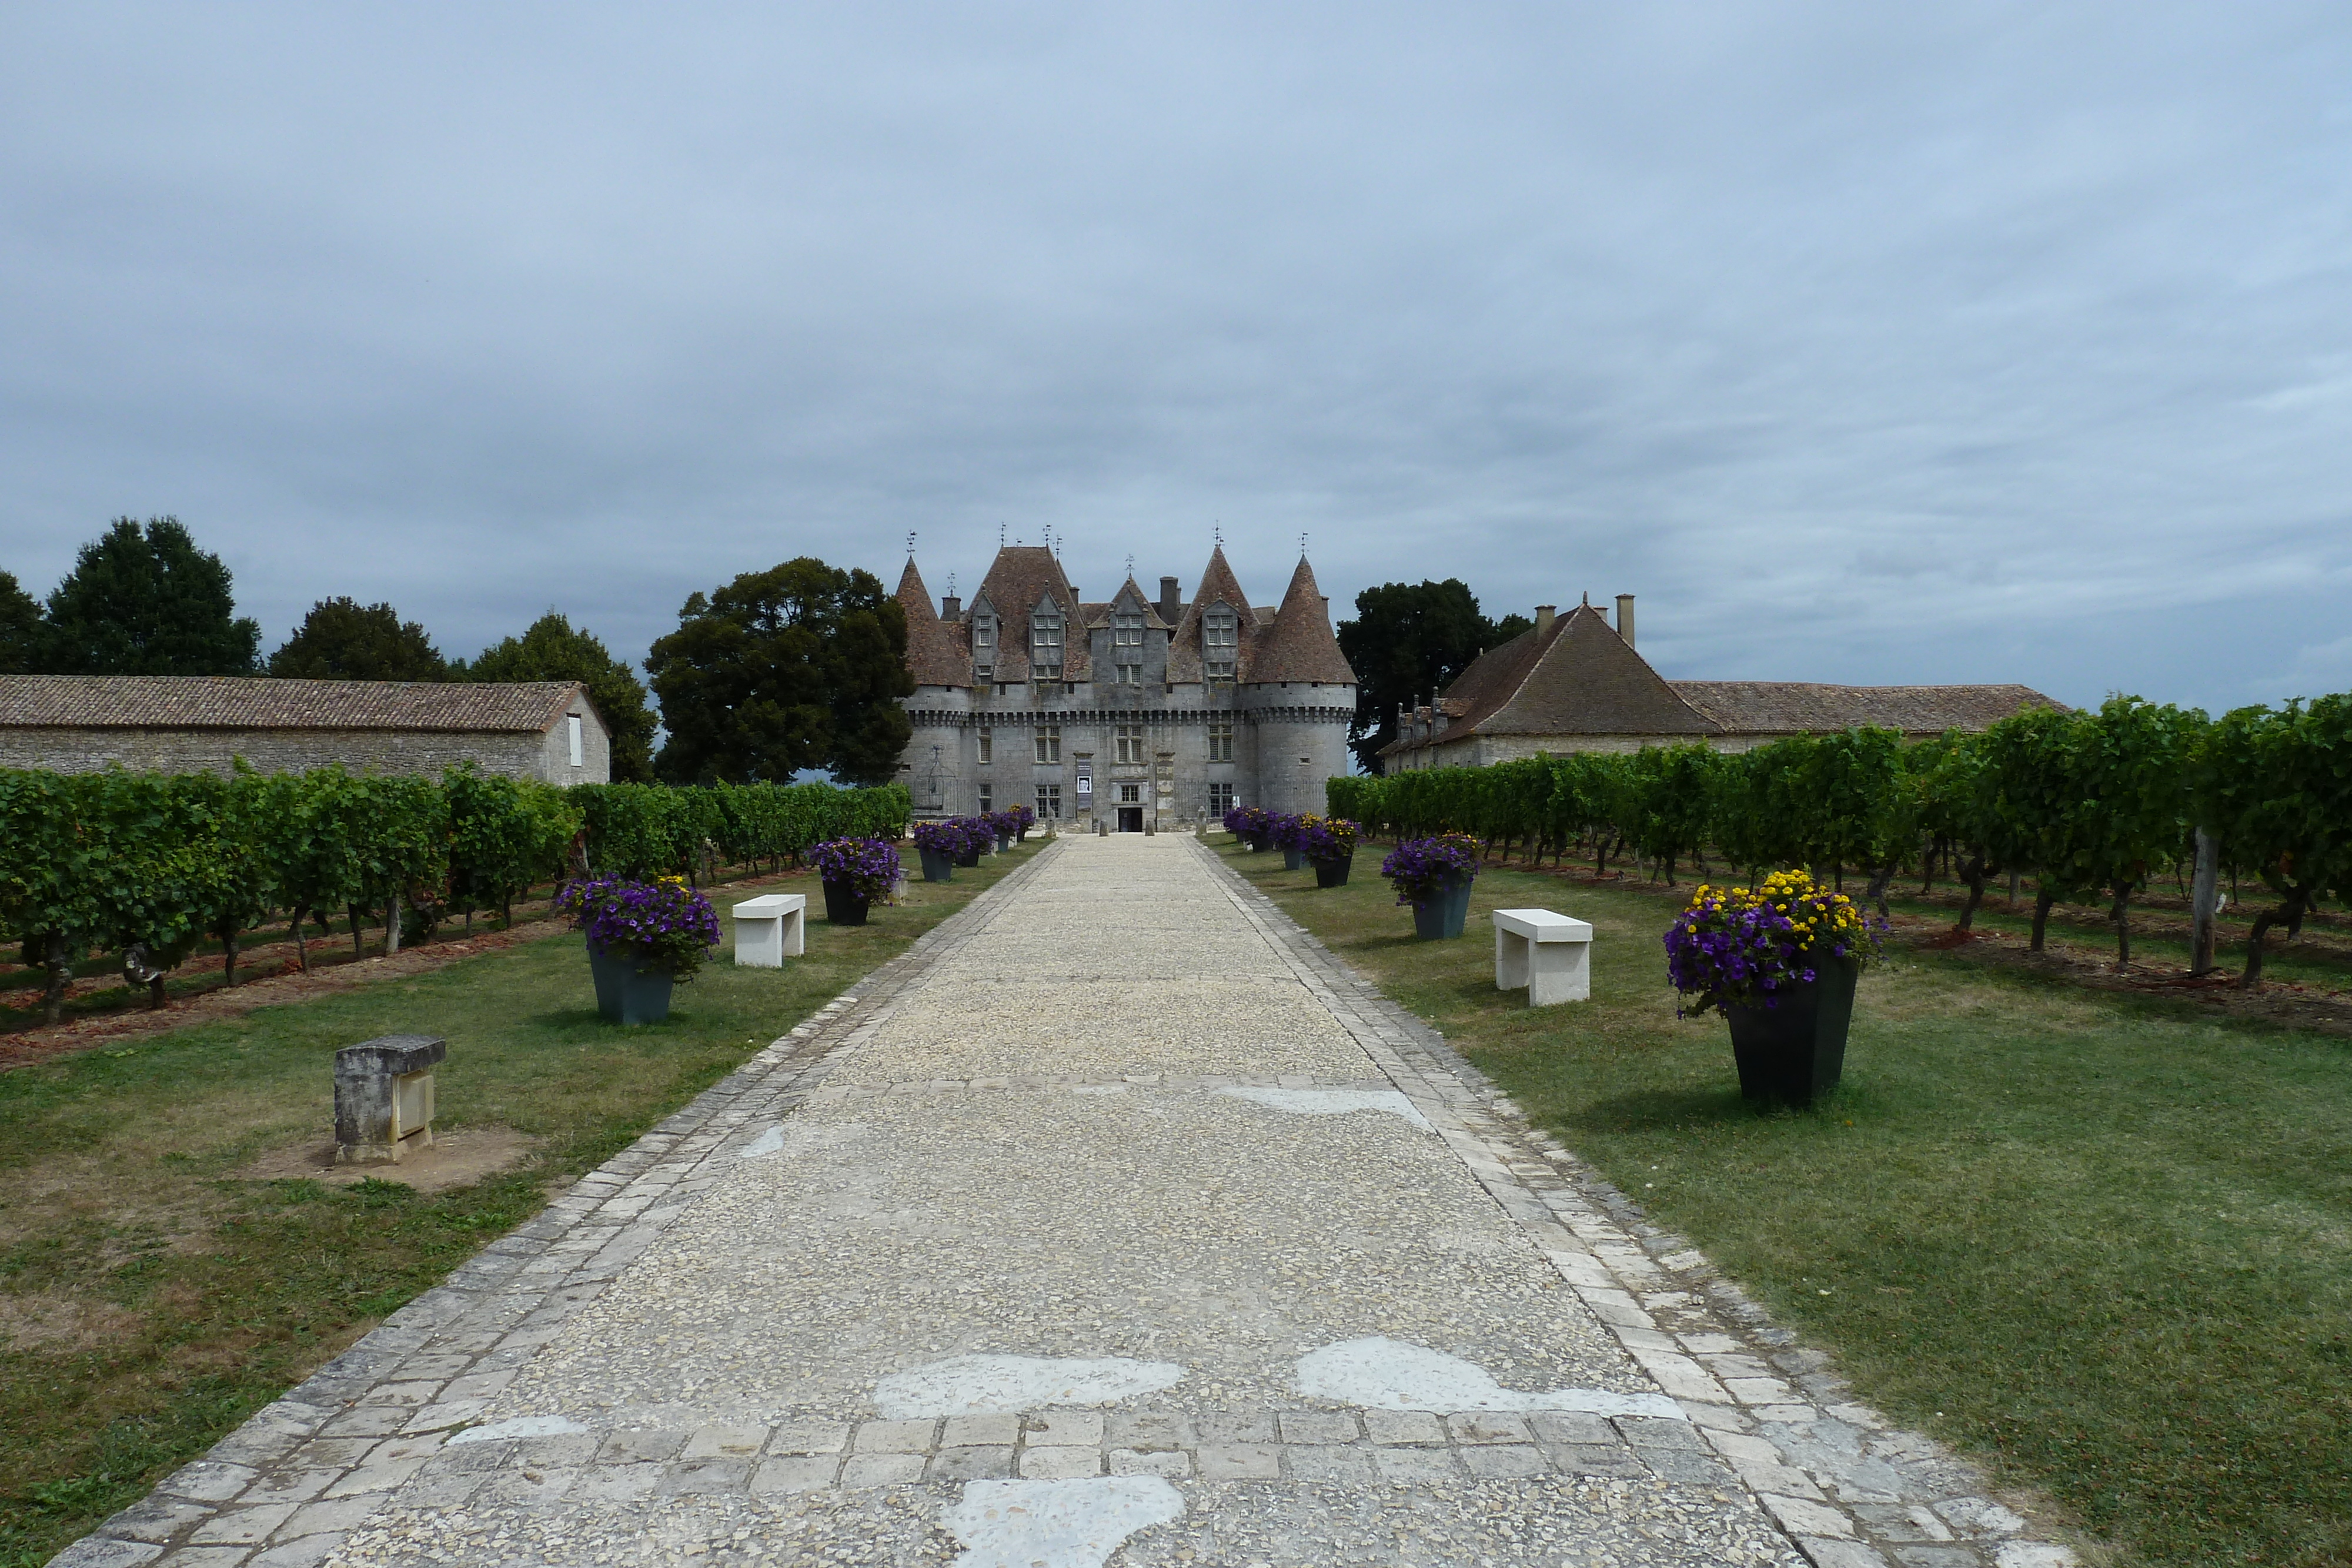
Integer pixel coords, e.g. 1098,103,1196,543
0,676,592,733
1669,681,2061,734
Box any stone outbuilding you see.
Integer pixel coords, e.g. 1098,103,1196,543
0,676,611,784
895,543,1356,827
1382,597,2060,769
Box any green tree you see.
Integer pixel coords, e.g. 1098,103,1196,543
41,516,260,675
455,612,657,781
2196,694,2352,987
1337,580,1519,774
268,596,447,680
0,569,41,673
647,558,913,786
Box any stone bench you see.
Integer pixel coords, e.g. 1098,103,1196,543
731,893,807,967
1491,908,1593,1005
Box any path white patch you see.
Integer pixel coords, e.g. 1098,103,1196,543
874,1354,1186,1417
448,1414,588,1445
941,1477,1183,1568
1294,1336,1682,1417
1068,1084,1127,1096
737,1121,870,1160
1216,1085,1433,1131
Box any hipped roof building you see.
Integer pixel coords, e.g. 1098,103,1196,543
1382,597,2059,768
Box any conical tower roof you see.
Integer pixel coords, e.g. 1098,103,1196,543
1251,556,1357,684
895,559,970,687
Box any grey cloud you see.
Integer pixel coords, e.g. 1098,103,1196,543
2,2,2347,713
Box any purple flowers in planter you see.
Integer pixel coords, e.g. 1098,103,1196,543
1663,870,1884,1017
556,875,721,982
1380,833,1481,908
913,818,989,856
1266,812,1308,850
810,836,901,901
1222,804,1270,838
1299,815,1359,861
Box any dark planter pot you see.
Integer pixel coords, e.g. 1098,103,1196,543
1017,827,1029,842
918,846,956,882
1311,852,1354,888
821,880,871,926
587,947,674,1026
954,845,981,867
1410,874,1475,940
1282,845,1307,871
1247,832,1272,853
996,832,1013,852
1723,958,1860,1106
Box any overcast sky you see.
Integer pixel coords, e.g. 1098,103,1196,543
4,4,2347,714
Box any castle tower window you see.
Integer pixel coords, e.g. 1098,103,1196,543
1115,724,1145,764
1031,609,1063,680
976,727,992,764
1113,609,1144,684
972,613,995,680
1034,725,1061,764
1204,607,1237,681
1035,783,1063,818
1207,720,1234,762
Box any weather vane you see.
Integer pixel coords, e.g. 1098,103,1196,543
947,570,957,596
906,530,917,557
1000,521,1007,548
1125,552,1135,577
1213,522,1222,547
1299,531,1308,555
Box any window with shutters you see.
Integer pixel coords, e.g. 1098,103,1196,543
1207,720,1234,762
1204,606,1238,681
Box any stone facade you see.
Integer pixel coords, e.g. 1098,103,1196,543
0,677,612,785
895,546,1356,828
1383,599,2061,770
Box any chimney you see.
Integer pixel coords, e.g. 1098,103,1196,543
941,594,961,619
1158,576,1181,623
1615,594,1636,650
1534,604,1555,636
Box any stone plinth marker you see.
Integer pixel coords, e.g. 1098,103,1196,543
1491,908,1593,1005
731,892,807,967
335,1034,444,1164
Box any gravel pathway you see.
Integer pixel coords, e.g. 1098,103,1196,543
56,834,2083,1568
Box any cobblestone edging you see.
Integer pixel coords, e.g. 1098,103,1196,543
1189,838,2087,1568
52,845,1075,1568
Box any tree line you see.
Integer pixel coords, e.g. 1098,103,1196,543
0,765,910,1024
1326,693,2351,986
5,516,917,787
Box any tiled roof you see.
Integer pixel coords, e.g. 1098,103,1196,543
1166,546,1259,684
1384,604,1713,754
896,560,970,687
969,546,1087,683
1671,681,2064,734
1250,558,1358,685
0,676,586,733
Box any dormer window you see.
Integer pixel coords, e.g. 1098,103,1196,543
1031,607,1063,680
972,612,995,680
1204,606,1238,681
1113,609,1144,685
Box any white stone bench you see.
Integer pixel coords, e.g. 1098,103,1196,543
732,893,806,967
1491,908,1593,1005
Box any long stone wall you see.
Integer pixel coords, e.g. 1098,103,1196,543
0,727,565,783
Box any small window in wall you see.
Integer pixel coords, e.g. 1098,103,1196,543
1034,725,1061,764
1115,724,1145,764
1112,611,1143,683
1036,783,1063,818
977,727,993,764
567,714,583,768
978,784,992,815
1118,783,1141,804
1206,720,1234,762
973,614,995,680
1208,781,1236,817
1115,661,1142,685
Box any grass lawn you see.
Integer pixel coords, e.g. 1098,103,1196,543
0,840,1043,1567
1218,838,2352,1568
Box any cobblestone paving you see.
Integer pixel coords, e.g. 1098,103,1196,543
56,835,2084,1568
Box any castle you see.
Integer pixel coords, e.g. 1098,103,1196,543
894,544,1357,829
